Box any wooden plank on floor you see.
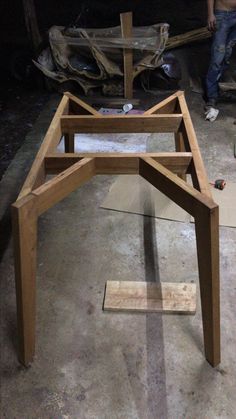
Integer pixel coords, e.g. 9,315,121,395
104,281,196,314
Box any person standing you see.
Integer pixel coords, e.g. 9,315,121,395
206,0,236,108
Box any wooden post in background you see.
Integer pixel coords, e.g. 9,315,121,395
120,12,133,99
22,0,42,52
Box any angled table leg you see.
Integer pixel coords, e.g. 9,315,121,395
11,195,37,366
195,205,220,367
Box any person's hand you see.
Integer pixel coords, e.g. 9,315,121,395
208,14,216,31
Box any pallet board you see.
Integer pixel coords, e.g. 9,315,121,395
104,281,197,314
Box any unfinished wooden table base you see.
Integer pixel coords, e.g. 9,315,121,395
12,91,220,367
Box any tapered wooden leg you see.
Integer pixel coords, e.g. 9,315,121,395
11,195,37,366
64,133,74,153
175,131,186,181
195,205,220,367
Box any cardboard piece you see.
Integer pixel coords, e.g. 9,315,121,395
101,176,236,228
101,175,191,223
203,182,236,228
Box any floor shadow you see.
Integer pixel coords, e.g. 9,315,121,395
143,197,168,419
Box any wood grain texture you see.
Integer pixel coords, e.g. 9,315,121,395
104,281,196,314
11,195,38,365
166,27,211,50
60,114,183,134
32,158,95,215
177,92,212,197
18,94,69,199
195,206,220,367
12,91,220,367
139,157,216,217
45,152,193,175
120,12,133,99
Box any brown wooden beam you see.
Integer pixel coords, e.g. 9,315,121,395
120,12,133,99
139,157,217,217
18,95,69,200
32,158,95,215
60,114,183,134
45,152,193,175
195,205,220,366
177,93,212,197
11,194,38,365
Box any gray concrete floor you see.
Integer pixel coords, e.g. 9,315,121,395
1,91,236,419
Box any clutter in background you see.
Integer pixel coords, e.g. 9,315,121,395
98,105,144,115
34,23,169,96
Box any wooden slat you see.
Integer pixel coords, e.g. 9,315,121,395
104,281,196,314
45,152,193,175
120,12,133,99
60,114,183,134
139,157,217,217
166,27,211,50
31,158,95,215
18,94,69,200
177,92,212,197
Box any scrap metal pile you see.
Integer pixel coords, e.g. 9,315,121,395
34,23,170,95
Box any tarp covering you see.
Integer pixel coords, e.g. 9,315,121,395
34,24,169,95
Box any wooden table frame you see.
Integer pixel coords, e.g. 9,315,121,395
12,91,220,367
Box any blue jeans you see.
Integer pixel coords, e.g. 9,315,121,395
206,10,236,100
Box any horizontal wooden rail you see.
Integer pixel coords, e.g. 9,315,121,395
60,114,183,134
45,152,193,175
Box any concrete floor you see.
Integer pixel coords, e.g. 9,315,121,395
1,91,236,419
